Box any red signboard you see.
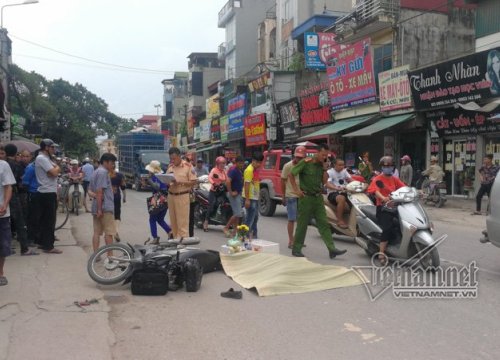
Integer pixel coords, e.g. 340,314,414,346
327,38,377,110
299,82,331,127
244,114,267,146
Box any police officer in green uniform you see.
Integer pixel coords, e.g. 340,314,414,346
289,144,347,259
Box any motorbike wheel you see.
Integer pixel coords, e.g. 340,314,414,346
193,202,205,229
419,247,440,270
183,258,203,292
87,243,134,285
436,197,446,208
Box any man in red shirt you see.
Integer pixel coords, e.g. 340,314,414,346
367,156,406,265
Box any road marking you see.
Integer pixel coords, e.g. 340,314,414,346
442,258,500,276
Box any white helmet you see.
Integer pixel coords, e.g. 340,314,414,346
70,159,78,165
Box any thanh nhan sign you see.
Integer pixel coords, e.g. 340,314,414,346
327,38,377,110
408,47,500,110
378,65,412,112
244,113,267,146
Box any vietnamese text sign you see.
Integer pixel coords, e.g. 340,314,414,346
378,65,412,112
228,94,247,133
206,94,220,120
327,38,377,110
408,47,500,110
199,119,211,142
211,118,220,142
426,109,498,136
277,98,300,141
244,113,267,146
304,32,337,70
220,115,229,142
299,82,330,127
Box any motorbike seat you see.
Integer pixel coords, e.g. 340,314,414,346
360,205,378,223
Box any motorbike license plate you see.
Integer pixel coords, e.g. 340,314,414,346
439,189,447,195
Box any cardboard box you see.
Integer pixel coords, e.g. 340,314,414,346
251,239,279,254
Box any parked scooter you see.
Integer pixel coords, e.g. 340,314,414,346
324,179,373,240
193,174,234,229
352,181,440,268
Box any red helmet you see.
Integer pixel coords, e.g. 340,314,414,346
294,146,307,158
216,156,226,164
401,155,411,162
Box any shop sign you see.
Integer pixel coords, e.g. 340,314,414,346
224,150,237,161
384,136,395,157
206,94,220,120
211,118,220,142
193,126,201,141
426,109,497,136
299,83,330,126
327,38,377,110
378,65,412,112
304,32,337,70
244,113,267,146
228,94,247,133
408,47,500,110
248,72,270,92
277,98,300,141
199,119,211,142
220,115,229,142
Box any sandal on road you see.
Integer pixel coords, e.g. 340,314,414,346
21,249,40,256
0,276,7,286
43,248,63,254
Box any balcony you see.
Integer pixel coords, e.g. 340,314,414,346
218,42,226,60
218,0,240,28
333,0,399,41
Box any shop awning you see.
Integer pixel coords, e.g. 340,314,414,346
197,143,222,152
343,114,414,137
298,115,375,140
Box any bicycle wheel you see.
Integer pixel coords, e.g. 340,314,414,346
55,203,70,230
74,193,80,216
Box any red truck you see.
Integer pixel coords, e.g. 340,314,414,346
258,146,318,217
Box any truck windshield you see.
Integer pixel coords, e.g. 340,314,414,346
140,153,170,167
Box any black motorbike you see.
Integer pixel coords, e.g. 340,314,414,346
193,181,234,229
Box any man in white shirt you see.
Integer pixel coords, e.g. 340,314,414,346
326,159,352,229
0,158,17,286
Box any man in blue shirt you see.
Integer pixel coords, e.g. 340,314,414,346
81,158,94,213
22,159,40,246
222,156,245,237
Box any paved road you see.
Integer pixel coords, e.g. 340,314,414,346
69,190,500,360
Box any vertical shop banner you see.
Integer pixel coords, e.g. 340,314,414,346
327,38,377,110
277,98,300,141
206,94,220,120
299,82,331,127
378,65,412,111
220,115,229,142
408,47,500,110
244,114,267,146
228,94,247,133
211,118,220,142
304,32,337,70
384,136,395,157
193,126,201,142
199,119,211,142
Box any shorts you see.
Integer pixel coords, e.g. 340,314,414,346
93,212,117,236
227,193,243,218
0,217,12,257
286,197,298,221
82,181,90,195
327,191,347,206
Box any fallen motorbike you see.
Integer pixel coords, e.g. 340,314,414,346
87,238,222,292
418,175,447,208
193,175,234,229
323,180,373,240
352,182,440,268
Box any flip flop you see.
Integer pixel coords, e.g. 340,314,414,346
43,248,63,254
21,249,40,256
0,276,7,286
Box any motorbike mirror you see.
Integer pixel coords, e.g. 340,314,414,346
376,180,384,188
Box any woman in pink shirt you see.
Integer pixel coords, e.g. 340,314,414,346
204,156,227,231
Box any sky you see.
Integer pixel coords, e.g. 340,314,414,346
7,0,227,119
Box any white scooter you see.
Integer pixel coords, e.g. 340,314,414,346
350,181,441,268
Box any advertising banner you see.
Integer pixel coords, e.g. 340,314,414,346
378,65,412,112
206,94,220,120
211,118,220,142
277,98,300,141
426,108,497,137
299,82,330,127
194,126,200,141
220,115,229,142
228,94,247,133
327,38,377,110
199,119,211,142
408,47,500,110
304,32,337,70
248,72,270,92
244,113,267,146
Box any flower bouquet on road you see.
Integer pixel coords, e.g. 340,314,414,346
226,224,251,253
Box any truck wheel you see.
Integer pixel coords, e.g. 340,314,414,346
134,177,142,192
259,188,276,217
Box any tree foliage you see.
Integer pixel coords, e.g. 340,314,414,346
9,64,135,158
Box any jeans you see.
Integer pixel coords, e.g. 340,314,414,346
244,199,259,238
38,193,57,251
27,192,42,245
9,191,29,253
149,208,171,238
205,191,217,222
476,183,493,211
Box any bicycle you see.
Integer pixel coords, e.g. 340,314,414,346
56,175,70,230
69,179,82,216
